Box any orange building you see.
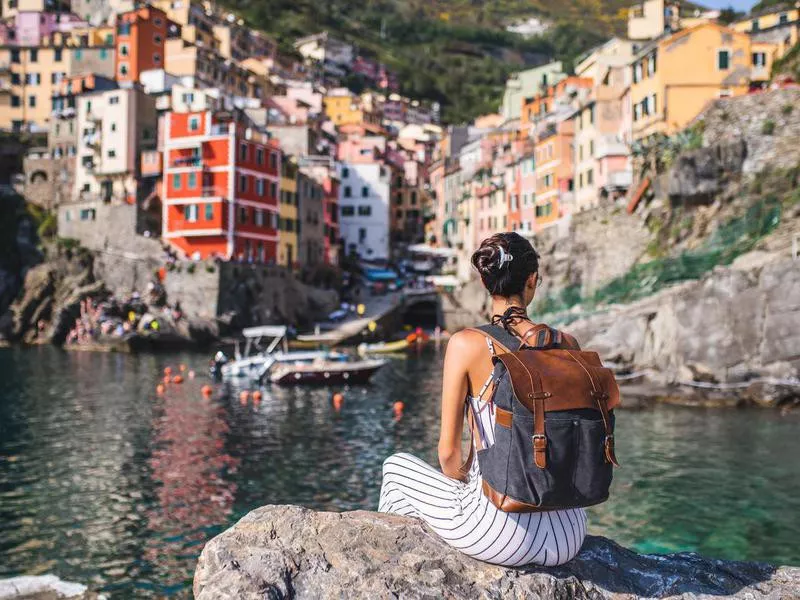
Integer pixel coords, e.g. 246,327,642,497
115,6,168,83
161,110,282,262
533,118,574,230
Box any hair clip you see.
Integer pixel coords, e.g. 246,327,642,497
497,246,513,268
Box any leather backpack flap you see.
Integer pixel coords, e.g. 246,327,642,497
497,350,620,413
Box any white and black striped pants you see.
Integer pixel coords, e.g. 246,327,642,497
378,452,587,567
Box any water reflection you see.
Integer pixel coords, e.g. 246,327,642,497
0,345,798,598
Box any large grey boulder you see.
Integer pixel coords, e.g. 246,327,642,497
194,505,800,600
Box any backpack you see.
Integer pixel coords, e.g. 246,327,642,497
462,323,620,512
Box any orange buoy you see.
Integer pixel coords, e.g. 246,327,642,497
156,384,165,395
164,366,173,375
179,364,187,372
239,390,250,403
393,401,405,418
172,375,184,384
252,390,263,402
163,375,170,384
188,370,196,379
332,392,344,412
201,384,213,397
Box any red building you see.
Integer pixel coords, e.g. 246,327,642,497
115,6,167,83
161,110,281,262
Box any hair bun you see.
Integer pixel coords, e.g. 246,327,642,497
471,244,500,278
470,232,539,298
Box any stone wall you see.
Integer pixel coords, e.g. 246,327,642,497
568,255,800,382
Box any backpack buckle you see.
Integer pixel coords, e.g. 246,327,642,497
532,434,547,468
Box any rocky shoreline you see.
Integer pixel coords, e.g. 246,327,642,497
193,504,800,599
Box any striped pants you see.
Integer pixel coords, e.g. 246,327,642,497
378,452,587,567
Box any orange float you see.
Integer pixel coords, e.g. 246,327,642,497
172,375,184,384
252,390,263,402
393,401,405,419
163,375,170,384
332,392,344,412
201,385,213,397
188,370,196,379
179,364,187,372
156,384,165,395
239,390,250,403
164,366,172,375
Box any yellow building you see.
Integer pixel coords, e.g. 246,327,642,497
630,22,772,142
0,41,115,132
323,89,381,127
278,155,299,268
732,5,799,59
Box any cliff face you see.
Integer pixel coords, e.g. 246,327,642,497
194,505,800,600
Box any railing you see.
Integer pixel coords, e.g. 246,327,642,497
171,156,201,168
202,186,228,198
210,124,230,135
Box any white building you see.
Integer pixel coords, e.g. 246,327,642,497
338,161,390,260
293,31,354,75
72,84,157,205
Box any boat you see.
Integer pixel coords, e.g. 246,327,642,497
357,339,410,355
270,358,387,385
213,326,341,381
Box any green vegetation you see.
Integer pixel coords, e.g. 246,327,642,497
772,41,800,82
534,197,784,316
762,119,776,135
220,0,629,122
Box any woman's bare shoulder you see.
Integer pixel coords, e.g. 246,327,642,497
446,328,490,357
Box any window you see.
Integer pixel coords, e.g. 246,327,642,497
205,204,214,220
751,19,759,32
154,17,163,27
108,149,116,158
11,49,20,64
99,48,108,60
28,95,36,107
239,143,248,161
172,174,181,189
120,44,129,57
189,116,200,131
256,148,264,165
647,52,657,77
579,145,583,161
396,209,403,219
239,207,248,224
188,172,197,189
184,204,198,222
239,174,247,193
118,22,131,35
651,93,657,115
154,34,163,44
344,186,352,197
779,13,788,24
752,52,766,67
361,186,368,197
341,205,355,216
410,191,417,205
269,152,277,170
717,50,730,70
256,178,265,196
633,62,642,83
270,182,277,198
153,53,161,65
255,209,264,226
74,49,82,60
589,140,594,156
587,169,594,185
342,167,349,178
358,205,372,216
119,64,128,76
54,48,62,62
29,49,37,63
11,73,19,84
181,92,194,105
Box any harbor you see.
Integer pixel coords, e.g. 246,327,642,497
1,345,799,597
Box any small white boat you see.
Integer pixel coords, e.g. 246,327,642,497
216,326,339,381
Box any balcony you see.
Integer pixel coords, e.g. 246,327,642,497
202,185,227,198
171,155,202,168
83,131,101,149
210,123,231,136
594,135,629,159
603,169,633,190
86,111,101,122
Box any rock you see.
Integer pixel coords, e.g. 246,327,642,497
9,263,57,339
667,139,746,203
0,575,101,599
194,505,800,600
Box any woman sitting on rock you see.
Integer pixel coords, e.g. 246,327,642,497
379,232,619,567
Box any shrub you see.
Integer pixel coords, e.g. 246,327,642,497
762,119,776,135
187,262,196,274
782,104,794,116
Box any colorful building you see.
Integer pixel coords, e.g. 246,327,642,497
0,41,115,132
278,155,298,268
161,110,281,262
115,5,167,84
630,22,767,142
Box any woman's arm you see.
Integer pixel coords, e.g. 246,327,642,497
438,330,480,480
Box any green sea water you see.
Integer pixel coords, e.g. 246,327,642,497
0,346,798,597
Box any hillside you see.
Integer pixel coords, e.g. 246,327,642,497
220,0,630,122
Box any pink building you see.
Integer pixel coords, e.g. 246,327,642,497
0,11,87,46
